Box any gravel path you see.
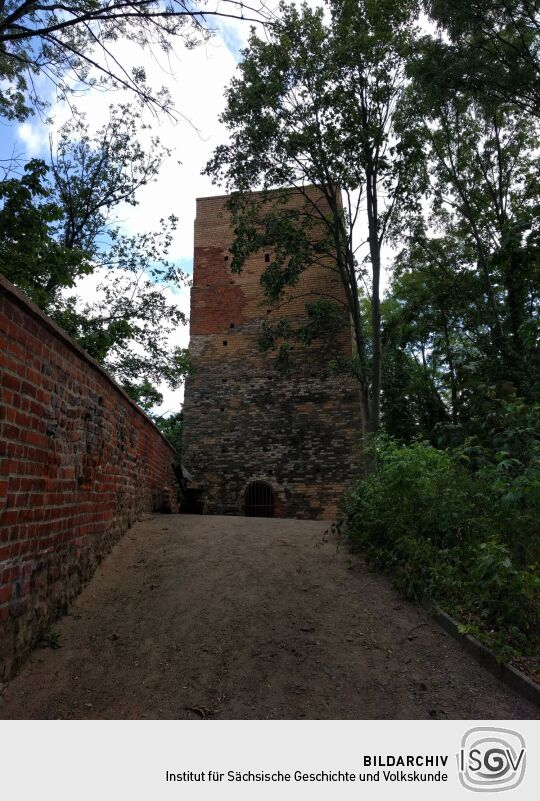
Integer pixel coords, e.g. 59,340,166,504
0,514,537,719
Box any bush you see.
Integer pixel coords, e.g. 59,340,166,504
340,434,540,666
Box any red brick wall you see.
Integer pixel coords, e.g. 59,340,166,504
191,246,247,335
0,275,178,679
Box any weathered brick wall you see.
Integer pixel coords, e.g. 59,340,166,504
182,188,361,519
0,275,178,679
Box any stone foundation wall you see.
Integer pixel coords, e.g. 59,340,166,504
0,275,178,679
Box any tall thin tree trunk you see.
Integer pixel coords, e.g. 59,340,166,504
365,167,382,433
442,319,459,424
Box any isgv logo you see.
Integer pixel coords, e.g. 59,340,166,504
457,727,526,792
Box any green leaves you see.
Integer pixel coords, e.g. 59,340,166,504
0,159,91,310
340,432,540,661
154,411,183,467
384,79,540,432
0,104,189,412
420,0,540,117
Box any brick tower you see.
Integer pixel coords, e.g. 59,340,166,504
182,188,360,519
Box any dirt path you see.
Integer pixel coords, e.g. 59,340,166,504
0,514,537,719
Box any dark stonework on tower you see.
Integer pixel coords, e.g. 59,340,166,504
182,188,360,519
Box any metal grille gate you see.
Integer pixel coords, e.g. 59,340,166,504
245,481,274,517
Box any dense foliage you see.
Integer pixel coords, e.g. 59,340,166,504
340,413,540,669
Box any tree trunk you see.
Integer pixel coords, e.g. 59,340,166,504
442,319,459,424
365,167,382,434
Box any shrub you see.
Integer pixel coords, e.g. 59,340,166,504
340,434,540,665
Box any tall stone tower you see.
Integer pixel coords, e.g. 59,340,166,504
182,188,360,519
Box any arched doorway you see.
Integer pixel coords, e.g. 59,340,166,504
244,481,274,518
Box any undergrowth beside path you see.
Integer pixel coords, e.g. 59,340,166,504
339,423,540,683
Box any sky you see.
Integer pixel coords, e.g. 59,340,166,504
0,14,262,416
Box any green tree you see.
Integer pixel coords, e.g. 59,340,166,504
417,0,540,117
0,157,89,308
206,0,419,439
381,289,452,439
154,410,183,467
0,104,190,404
0,0,270,120
395,81,540,415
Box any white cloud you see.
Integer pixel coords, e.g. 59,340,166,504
17,121,49,157
108,36,239,261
